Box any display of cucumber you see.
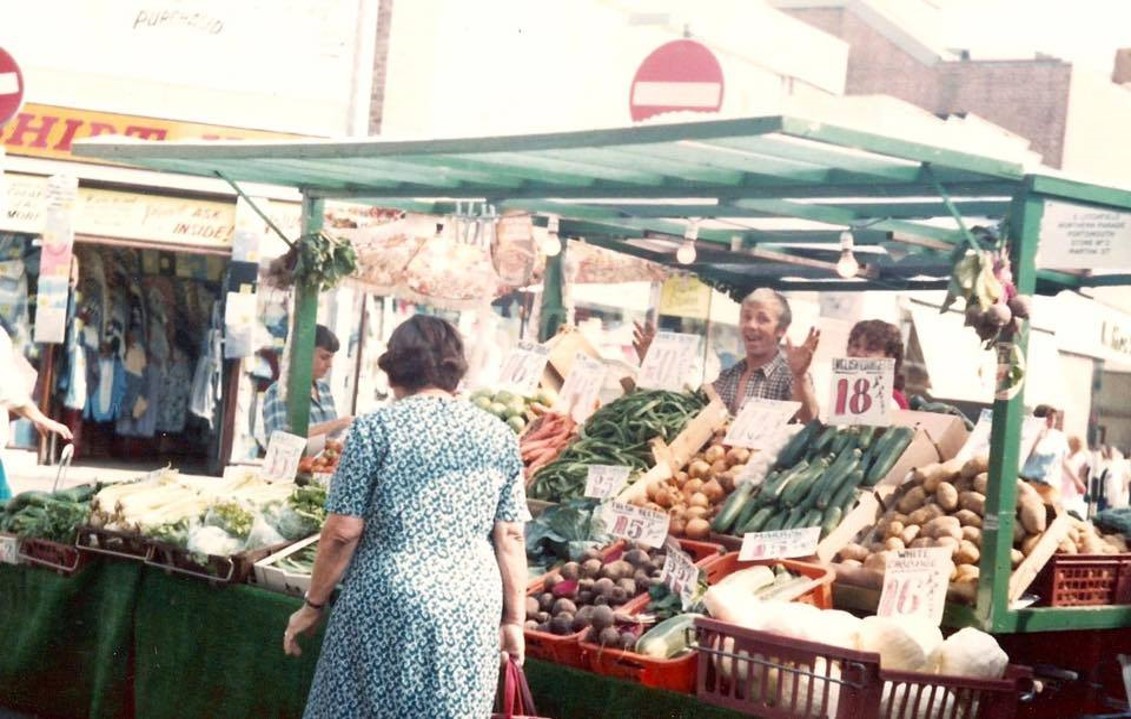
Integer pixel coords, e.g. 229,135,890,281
774,420,821,470
757,460,809,507
780,457,829,508
820,506,844,539
863,426,915,486
712,480,758,534
739,505,775,534
816,449,863,510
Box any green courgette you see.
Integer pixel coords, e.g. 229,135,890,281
4,491,51,513
775,420,822,470
816,449,863,510
712,481,757,534
819,506,843,539
635,613,696,659
739,505,776,534
863,427,915,487
757,461,808,507
780,457,829,509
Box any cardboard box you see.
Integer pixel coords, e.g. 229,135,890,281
889,410,970,461
539,328,601,392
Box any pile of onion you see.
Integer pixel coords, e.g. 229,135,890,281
639,436,752,541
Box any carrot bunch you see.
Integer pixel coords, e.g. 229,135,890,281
520,413,577,485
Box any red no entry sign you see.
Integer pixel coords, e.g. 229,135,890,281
0,47,25,126
629,39,724,122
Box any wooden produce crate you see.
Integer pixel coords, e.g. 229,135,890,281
252,534,320,596
18,536,87,575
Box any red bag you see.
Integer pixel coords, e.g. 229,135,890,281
492,657,549,719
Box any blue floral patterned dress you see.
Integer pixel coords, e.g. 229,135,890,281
304,396,530,719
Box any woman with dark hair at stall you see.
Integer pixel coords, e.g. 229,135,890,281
846,319,909,410
282,315,529,718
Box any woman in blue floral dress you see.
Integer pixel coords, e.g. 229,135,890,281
284,315,530,718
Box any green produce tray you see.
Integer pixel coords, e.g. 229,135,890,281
251,534,320,596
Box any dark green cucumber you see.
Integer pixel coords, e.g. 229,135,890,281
816,449,863,510
830,429,855,456
820,506,844,539
732,479,772,532
830,468,865,514
781,457,829,509
775,420,822,470
859,425,896,477
863,427,915,486
782,506,807,530
712,481,757,534
809,425,839,458
757,461,808,507
761,510,789,532
739,505,775,534
854,426,875,452
800,507,824,529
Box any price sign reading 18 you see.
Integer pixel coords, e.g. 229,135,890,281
498,341,551,396
605,501,670,548
877,547,952,625
826,357,895,427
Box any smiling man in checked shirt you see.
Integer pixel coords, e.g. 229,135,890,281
262,324,354,440
635,288,820,422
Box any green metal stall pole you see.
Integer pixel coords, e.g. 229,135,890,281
538,235,567,342
284,195,325,438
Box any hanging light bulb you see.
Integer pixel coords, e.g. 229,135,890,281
676,219,700,265
836,229,860,278
541,216,562,257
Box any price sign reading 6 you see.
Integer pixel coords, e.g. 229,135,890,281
877,547,951,625
827,357,895,427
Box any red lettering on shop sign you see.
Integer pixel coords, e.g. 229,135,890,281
4,113,58,147
1,111,168,153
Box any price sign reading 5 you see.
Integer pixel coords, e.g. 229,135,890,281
827,357,895,427
877,547,951,625
605,501,669,548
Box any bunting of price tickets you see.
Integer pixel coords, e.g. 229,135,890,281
637,331,700,392
826,357,895,427
877,547,953,625
584,465,631,500
553,352,607,423
660,539,700,609
498,340,551,396
739,526,820,562
603,501,670,548
725,398,802,450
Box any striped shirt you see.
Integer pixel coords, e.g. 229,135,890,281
262,379,338,437
711,350,795,416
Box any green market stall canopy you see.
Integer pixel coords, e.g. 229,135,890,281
74,115,1131,299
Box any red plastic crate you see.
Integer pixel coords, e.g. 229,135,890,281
524,539,723,669
703,553,835,609
693,617,1033,719
1032,553,1131,607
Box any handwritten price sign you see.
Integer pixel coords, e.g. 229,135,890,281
725,398,802,450
262,431,308,483
826,357,895,427
877,547,952,625
498,340,551,396
660,540,700,609
554,352,607,423
584,465,631,500
637,331,701,392
739,526,820,562
604,501,670,548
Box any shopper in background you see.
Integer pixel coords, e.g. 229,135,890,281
1061,435,1090,517
846,319,909,410
1099,445,1131,511
262,324,353,440
283,315,529,719
0,322,73,500
634,288,820,421
1020,404,1069,505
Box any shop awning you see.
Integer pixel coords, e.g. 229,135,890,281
72,115,1131,298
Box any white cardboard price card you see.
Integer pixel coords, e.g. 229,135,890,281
605,501,670,548
725,398,803,449
637,331,701,392
877,547,953,625
554,352,607,423
262,431,308,483
0,534,19,565
956,409,1046,476
660,539,700,609
826,357,895,427
739,526,820,562
498,340,551,396
584,465,631,500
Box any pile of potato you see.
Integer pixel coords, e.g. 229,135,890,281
632,434,751,540
1061,516,1125,555
836,455,1049,588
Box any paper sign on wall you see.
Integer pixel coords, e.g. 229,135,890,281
826,357,895,426
554,352,606,423
262,431,307,483
877,547,953,625
1038,199,1131,270
725,398,802,449
637,331,700,391
498,340,550,396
